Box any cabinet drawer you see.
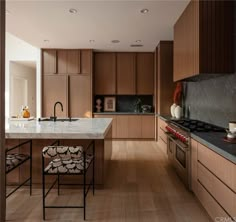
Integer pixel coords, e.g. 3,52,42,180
158,136,167,155
198,143,236,193
158,118,167,131
198,162,236,217
158,127,167,143
197,180,229,220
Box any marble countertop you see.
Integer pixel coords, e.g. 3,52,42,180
5,118,112,139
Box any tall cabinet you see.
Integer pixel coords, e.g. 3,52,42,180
42,49,92,118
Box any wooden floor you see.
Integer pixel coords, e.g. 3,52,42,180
6,141,211,222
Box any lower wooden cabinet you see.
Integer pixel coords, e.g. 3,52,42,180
94,114,155,139
191,139,236,219
157,117,167,155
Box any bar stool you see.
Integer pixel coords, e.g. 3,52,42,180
42,140,95,220
6,139,32,198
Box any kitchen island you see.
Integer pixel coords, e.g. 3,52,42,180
5,118,113,186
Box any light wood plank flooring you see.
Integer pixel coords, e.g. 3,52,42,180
6,141,211,222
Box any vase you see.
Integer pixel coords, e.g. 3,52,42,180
174,106,182,119
170,103,177,117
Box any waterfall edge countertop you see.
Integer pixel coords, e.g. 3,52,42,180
5,118,113,139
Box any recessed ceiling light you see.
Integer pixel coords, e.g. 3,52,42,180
111,40,120,43
89,40,95,43
69,8,77,14
135,40,141,43
130,44,143,47
140,9,149,14
44,40,49,43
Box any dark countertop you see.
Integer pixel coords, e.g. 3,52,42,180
191,132,236,164
158,114,236,164
94,112,155,115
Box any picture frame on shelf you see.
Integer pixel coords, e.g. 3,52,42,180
104,97,116,112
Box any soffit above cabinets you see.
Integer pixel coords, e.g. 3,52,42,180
6,0,190,52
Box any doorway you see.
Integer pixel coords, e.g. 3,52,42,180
9,61,36,118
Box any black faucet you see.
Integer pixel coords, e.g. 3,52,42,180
53,101,63,121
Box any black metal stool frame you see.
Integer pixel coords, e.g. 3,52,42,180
6,139,32,198
42,140,95,220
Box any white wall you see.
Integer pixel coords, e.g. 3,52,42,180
10,62,36,117
5,32,41,118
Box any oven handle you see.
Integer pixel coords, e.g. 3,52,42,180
165,132,189,152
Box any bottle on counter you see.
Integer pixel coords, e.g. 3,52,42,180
22,106,30,118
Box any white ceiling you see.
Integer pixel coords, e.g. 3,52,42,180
6,0,190,52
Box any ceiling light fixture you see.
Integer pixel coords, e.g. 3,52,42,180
135,40,141,43
89,40,95,43
140,9,149,14
130,44,143,47
44,40,50,43
69,8,77,14
111,40,120,43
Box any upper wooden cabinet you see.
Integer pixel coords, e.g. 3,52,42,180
94,53,116,95
43,49,92,75
174,0,234,81
156,41,175,115
136,53,154,95
80,50,92,75
43,49,57,74
117,53,136,95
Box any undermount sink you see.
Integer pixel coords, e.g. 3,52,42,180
38,117,79,122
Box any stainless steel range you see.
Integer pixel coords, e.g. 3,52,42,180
165,119,224,189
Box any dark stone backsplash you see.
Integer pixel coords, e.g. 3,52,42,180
183,74,236,128
183,2,236,128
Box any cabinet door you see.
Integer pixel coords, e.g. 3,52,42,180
80,50,92,74
43,75,68,117
69,75,92,117
117,53,136,95
141,116,155,139
67,50,80,74
136,53,154,95
174,0,198,81
57,50,67,74
94,53,116,95
116,115,129,138
43,49,57,74
128,116,142,138
191,139,198,194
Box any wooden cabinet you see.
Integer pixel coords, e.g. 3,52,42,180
116,115,129,138
58,49,80,74
94,114,155,139
42,49,92,117
94,53,116,95
67,50,80,74
117,53,136,95
42,75,68,117
136,53,154,95
80,50,92,75
191,139,236,219
191,139,198,194
93,115,116,138
69,75,92,117
156,41,175,115
141,116,155,139
128,116,142,138
42,49,57,74
174,0,234,81
157,117,167,155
